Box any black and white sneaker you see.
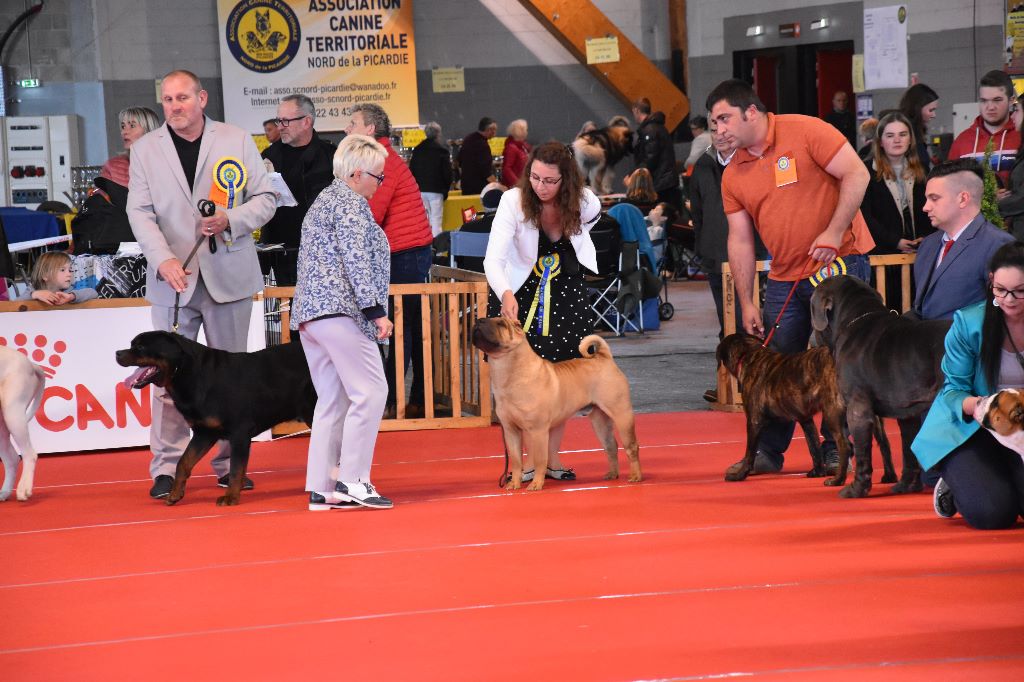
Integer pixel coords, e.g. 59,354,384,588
308,491,360,511
933,478,957,518
217,475,254,490
149,475,174,499
333,481,393,509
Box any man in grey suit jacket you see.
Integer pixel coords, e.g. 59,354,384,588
913,159,1014,321
128,70,276,499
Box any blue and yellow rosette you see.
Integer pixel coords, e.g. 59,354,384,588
808,256,847,287
209,156,247,210
523,253,561,336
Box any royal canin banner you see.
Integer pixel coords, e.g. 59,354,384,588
0,303,266,454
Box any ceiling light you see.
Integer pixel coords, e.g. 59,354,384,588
746,25,764,37
810,18,829,30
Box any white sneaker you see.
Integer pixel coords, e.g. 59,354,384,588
308,491,360,511
333,481,393,509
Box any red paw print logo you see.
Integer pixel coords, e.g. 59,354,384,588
0,333,67,378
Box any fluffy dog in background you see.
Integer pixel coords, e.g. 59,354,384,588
572,115,633,194
0,346,46,502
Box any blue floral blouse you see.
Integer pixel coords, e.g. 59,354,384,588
290,179,391,343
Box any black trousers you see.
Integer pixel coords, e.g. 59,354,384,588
938,429,1024,530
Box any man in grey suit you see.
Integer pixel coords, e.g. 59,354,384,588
913,159,1014,321
128,70,276,499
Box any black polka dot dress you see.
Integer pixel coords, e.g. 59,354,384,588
488,231,592,362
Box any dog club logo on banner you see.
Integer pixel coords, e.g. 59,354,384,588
0,308,154,454
216,0,420,134
225,0,302,74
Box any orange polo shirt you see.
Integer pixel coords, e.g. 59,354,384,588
721,113,875,281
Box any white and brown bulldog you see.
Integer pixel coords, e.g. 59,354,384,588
472,317,641,491
0,346,46,501
975,389,1024,463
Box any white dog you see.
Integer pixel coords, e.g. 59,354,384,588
0,346,46,501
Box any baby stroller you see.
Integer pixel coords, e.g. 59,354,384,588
649,231,675,321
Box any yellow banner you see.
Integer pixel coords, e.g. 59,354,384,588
400,127,425,148
217,0,419,133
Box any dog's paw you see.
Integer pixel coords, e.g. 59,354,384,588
627,473,642,483
839,483,870,498
724,463,750,482
603,470,619,480
806,468,828,478
216,495,240,506
880,472,898,484
824,475,846,487
526,480,544,491
16,487,32,501
0,490,10,502
890,479,923,494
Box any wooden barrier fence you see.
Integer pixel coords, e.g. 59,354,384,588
713,253,916,412
266,265,491,433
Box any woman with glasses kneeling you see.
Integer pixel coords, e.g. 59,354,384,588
291,134,395,511
483,141,603,483
913,242,1024,529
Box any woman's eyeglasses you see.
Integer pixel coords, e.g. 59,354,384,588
363,170,385,186
274,115,308,127
529,173,562,186
993,285,1024,300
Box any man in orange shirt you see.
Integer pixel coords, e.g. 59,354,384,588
708,79,874,474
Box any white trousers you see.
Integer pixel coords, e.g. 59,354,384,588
421,192,444,237
299,316,387,492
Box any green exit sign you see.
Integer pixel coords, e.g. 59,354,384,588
16,78,40,88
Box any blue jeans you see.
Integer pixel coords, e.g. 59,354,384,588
385,245,432,408
755,255,870,464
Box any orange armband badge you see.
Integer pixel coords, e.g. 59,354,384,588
774,154,797,187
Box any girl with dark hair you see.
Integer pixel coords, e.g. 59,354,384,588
483,140,603,481
898,83,939,172
912,241,1024,529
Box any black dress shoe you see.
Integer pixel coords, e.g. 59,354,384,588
149,475,174,499
217,475,254,490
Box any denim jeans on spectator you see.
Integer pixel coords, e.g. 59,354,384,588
385,245,432,410
755,255,870,465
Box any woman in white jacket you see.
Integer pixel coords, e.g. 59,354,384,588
483,141,603,482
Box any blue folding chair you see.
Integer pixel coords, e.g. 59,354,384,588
448,230,490,269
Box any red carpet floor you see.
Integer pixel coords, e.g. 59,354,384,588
2,411,1023,681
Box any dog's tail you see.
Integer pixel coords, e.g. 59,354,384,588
26,365,46,421
571,137,602,169
579,335,612,359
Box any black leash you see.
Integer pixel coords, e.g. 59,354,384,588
172,200,217,334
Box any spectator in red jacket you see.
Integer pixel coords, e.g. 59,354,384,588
346,103,434,419
948,70,1020,186
501,119,531,187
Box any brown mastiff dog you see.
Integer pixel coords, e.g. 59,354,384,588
471,317,641,491
717,333,895,484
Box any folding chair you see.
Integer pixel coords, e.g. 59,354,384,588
448,230,490,270
585,223,643,336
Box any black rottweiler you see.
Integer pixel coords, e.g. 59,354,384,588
116,331,316,506
810,276,951,498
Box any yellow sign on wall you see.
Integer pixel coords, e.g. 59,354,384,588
216,0,419,133
586,36,620,64
401,127,426,148
852,54,865,93
432,67,465,93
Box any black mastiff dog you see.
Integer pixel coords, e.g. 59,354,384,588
810,276,951,498
116,331,316,506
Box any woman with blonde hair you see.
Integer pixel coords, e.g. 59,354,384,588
484,140,602,481
99,106,160,197
292,134,395,511
501,118,531,187
860,111,934,311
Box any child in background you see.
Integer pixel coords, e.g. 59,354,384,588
15,251,97,305
646,202,678,271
